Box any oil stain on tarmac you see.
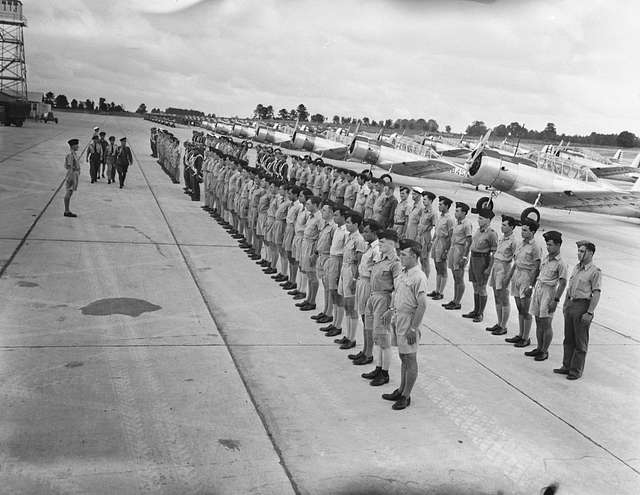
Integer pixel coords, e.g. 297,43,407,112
80,297,162,317
17,281,39,287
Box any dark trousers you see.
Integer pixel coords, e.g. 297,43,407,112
117,165,128,188
562,299,591,376
89,157,101,181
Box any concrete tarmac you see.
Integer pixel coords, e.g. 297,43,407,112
1,113,639,495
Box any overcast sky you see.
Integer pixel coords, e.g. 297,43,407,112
24,0,639,135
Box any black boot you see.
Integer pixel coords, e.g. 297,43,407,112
473,295,487,322
361,366,381,380
370,369,390,386
462,293,479,318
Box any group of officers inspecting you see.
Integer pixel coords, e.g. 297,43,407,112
63,126,134,218
155,128,603,409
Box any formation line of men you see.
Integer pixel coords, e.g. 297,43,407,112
62,126,134,217
158,130,602,410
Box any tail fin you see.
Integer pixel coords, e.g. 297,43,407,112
612,149,623,162
631,151,640,169
632,174,640,192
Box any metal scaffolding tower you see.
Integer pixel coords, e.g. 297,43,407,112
0,0,27,100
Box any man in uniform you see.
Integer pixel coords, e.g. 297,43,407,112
322,206,349,337
349,219,382,366
335,212,367,349
486,215,518,336
404,187,423,241
392,186,412,237
105,135,118,184
555,240,601,380
63,138,81,217
296,196,324,311
361,229,402,387
383,239,428,410
443,202,472,311
281,187,305,290
364,178,380,220
87,134,103,183
271,183,293,282
525,230,567,362
373,181,398,229
428,196,454,300
504,219,542,348
98,131,108,179
115,137,133,189
310,202,337,324
353,173,371,215
343,170,360,209
288,189,312,300
417,191,436,278
463,208,498,322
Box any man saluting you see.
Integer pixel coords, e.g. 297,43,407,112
63,139,81,217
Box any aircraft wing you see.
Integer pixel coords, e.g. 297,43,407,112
377,157,467,178
511,187,640,218
589,166,640,178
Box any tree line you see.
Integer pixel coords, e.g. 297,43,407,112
43,91,130,113
466,120,639,148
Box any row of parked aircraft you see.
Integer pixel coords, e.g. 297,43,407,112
200,119,640,219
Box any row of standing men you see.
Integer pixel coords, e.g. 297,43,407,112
155,129,603,396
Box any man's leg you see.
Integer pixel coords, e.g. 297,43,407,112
402,352,418,398
562,308,576,371
64,189,73,213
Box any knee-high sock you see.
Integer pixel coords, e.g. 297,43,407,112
281,255,288,276
403,354,418,397
364,328,373,357
535,321,544,350
334,305,344,329
478,295,487,315
500,303,511,328
373,344,381,367
398,354,407,394
542,322,553,352
523,315,532,340
381,347,392,371
290,262,297,285
347,316,358,341
495,302,503,326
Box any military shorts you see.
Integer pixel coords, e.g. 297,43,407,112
530,283,557,318
283,224,295,252
365,292,392,335
392,311,420,354
316,254,330,280
273,220,286,246
65,172,79,192
324,255,343,290
355,277,371,316
337,265,356,298
489,260,512,290
511,267,534,298
469,254,491,284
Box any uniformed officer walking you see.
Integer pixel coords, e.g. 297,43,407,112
115,137,133,188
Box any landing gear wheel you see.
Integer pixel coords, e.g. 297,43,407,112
521,207,540,225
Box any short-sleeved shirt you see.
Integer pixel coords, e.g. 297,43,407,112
417,207,436,243
358,239,380,278
286,201,304,224
514,238,542,270
329,224,348,256
566,262,602,299
432,213,455,260
329,178,343,201
370,252,402,293
470,226,498,254
65,151,80,173
335,180,349,200
275,198,292,220
394,264,428,315
394,199,411,225
364,189,379,215
343,231,367,266
494,232,517,262
537,253,567,286
294,208,309,236
354,183,370,212
316,221,336,254
405,203,423,240
448,218,473,263
303,210,323,241
343,180,360,208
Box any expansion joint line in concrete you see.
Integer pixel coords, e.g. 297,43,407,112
430,327,640,477
0,236,239,249
130,141,303,495
0,118,110,279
